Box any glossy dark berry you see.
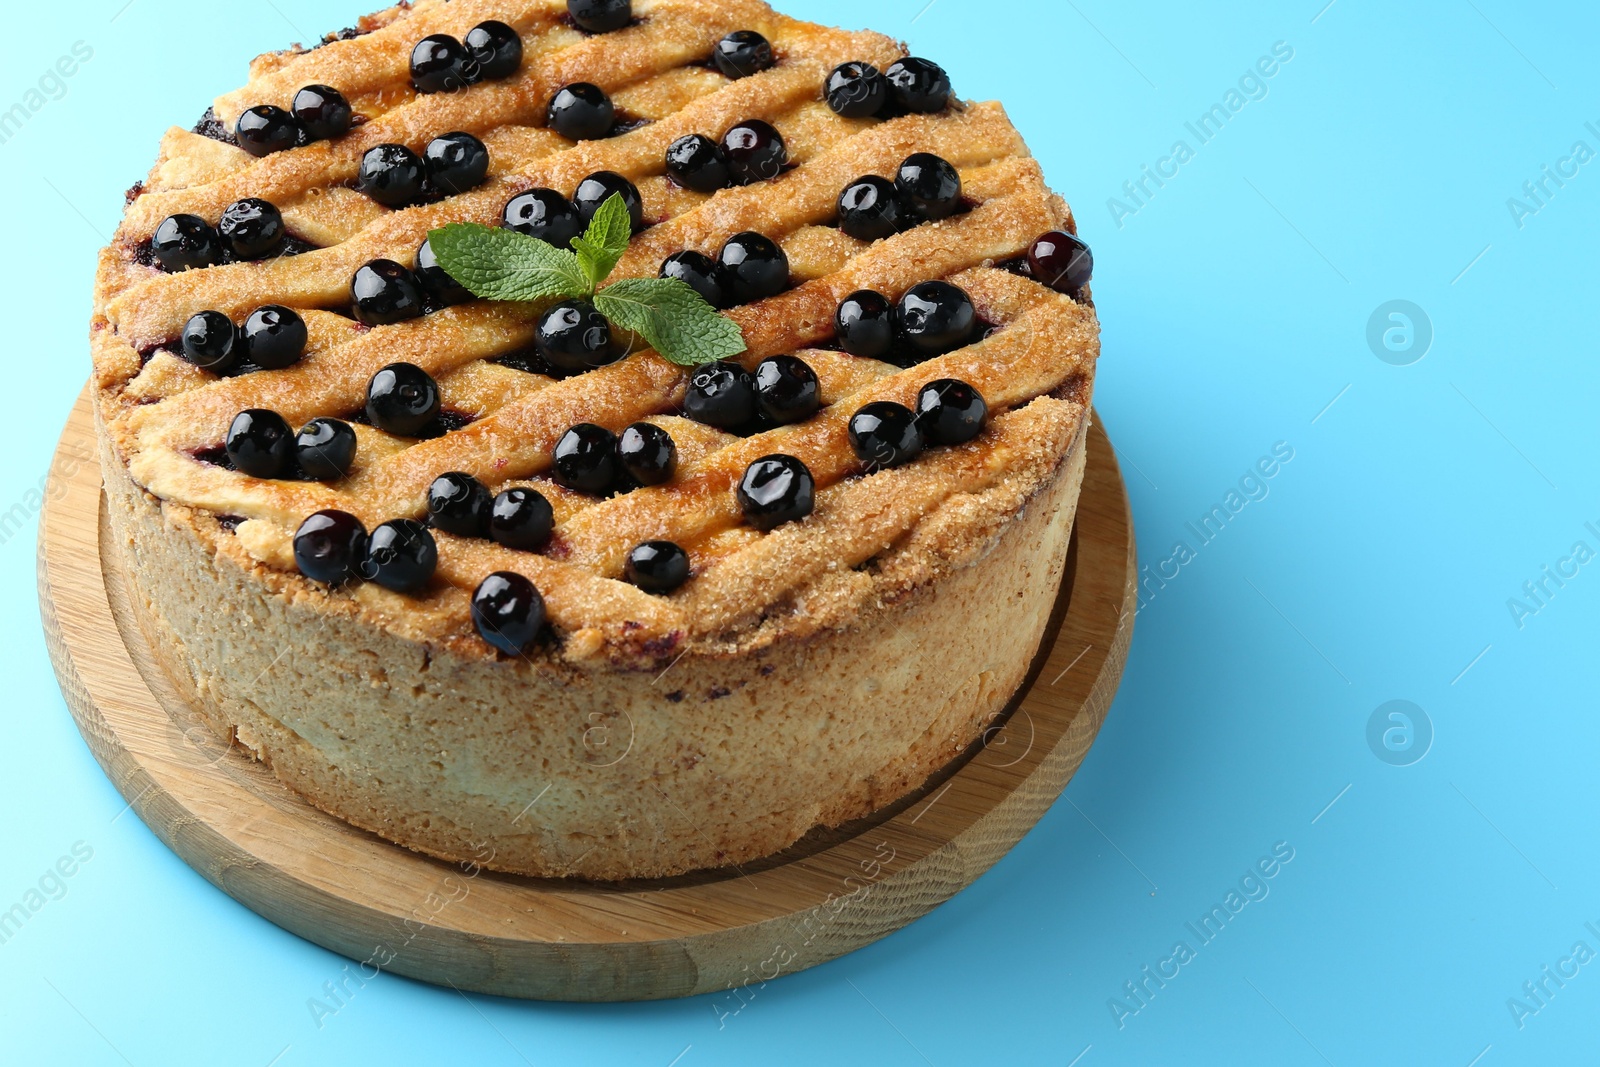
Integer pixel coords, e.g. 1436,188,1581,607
151,214,223,272
552,423,622,495
895,280,976,357
415,238,471,307
234,104,304,157
294,510,369,585
616,422,676,485
179,311,240,373
568,0,632,33
665,134,731,193
411,34,476,94
659,250,730,309
465,20,523,80
915,379,987,446
472,571,545,655
713,31,774,80
225,409,294,478
754,355,820,424
366,362,441,436
241,305,307,369
573,170,643,229
737,455,814,531
548,83,614,141
825,61,888,118
536,299,623,372
489,487,554,551
835,290,895,359
295,417,358,480
502,188,582,248
837,176,903,241
1027,230,1094,295
849,401,923,470
427,472,492,537
218,197,285,259
292,84,353,140
885,57,951,114
424,131,490,195
717,232,788,304
352,259,426,325
357,143,427,207
896,153,962,221
360,519,437,593
721,119,787,185
625,541,690,593
684,360,757,429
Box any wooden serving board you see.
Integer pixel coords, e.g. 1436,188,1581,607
38,385,1135,1002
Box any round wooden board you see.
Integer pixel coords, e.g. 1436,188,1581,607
38,385,1135,1002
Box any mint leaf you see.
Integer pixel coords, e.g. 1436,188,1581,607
571,193,633,290
426,222,589,302
596,277,747,367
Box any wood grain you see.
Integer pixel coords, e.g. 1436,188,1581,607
37,384,1135,1001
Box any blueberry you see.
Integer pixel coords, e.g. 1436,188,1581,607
225,409,294,478
234,104,304,157
915,379,987,445
736,455,814,530
179,311,240,373
218,197,286,259
411,34,476,94
292,84,353,140
357,143,427,207
366,362,441,436
361,519,437,593
573,170,643,229
424,131,490,195
465,20,523,80
616,422,677,485
241,305,307,369
1027,230,1093,295
835,290,895,359
885,57,951,113
427,472,492,537
352,259,426,325
717,232,788,304
665,133,731,193
896,153,962,221
685,360,758,429
825,61,888,118
552,423,622,495
471,571,545,655
837,176,903,241
489,487,554,551
548,83,615,140
536,299,624,372
895,280,976,357
415,238,471,307
659,250,730,308
151,214,223,272
295,417,358,480
848,401,923,470
721,119,787,185
502,188,583,248
712,30,774,79
754,356,821,425
568,0,632,33
625,541,690,593
294,510,369,585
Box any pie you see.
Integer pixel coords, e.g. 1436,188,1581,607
89,0,1100,880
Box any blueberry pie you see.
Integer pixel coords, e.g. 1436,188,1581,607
90,0,1099,880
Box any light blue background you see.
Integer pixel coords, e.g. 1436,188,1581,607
3,0,1597,1063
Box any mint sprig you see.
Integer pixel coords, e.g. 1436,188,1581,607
427,194,746,367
